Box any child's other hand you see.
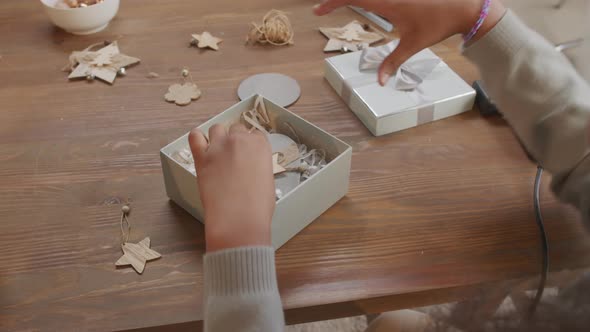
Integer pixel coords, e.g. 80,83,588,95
314,0,505,85
189,124,275,252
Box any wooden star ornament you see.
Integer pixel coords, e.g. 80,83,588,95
116,237,161,274
191,32,223,51
319,20,384,52
66,41,140,84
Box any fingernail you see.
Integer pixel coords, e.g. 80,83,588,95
312,4,322,14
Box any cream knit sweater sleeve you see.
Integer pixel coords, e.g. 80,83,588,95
464,10,590,226
204,246,284,332
201,10,590,332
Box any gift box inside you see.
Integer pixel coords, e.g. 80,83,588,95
160,95,352,249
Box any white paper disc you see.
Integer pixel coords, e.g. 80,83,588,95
238,73,301,107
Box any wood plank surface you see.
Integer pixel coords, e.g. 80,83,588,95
1,0,589,331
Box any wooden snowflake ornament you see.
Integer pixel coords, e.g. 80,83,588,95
191,32,223,51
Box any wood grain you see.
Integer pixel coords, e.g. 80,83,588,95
1,0,589,331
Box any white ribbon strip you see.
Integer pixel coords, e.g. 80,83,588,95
359,40,441,91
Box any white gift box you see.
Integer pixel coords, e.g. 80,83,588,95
160,95,352,249
324,47,476,136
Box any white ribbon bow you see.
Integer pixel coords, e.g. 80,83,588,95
359,40,441,90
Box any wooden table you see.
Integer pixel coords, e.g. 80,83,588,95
2,1,589,331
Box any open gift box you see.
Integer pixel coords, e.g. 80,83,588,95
160,95,352,249
325,43,476,136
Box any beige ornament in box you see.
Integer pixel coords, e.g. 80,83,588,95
160,95,352,249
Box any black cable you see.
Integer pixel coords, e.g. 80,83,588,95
527,165,549,319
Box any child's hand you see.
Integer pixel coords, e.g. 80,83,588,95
189,123,275,252
314,0,505,85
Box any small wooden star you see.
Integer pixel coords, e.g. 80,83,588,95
67,41,140,84
191,32,223,51
115,237,161,274
319,21,384,52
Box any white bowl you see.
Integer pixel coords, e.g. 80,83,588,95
40,0,120,35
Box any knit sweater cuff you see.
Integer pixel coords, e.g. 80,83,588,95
204,246,278,296
463,10,526,65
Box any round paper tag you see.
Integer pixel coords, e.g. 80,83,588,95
237,73,301,107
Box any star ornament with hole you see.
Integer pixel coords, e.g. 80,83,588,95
115,237,161,274
191,32,223,51
67,41,140,84
319,20,384,52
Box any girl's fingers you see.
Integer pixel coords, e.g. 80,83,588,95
378,39,416,86
188,128,209,168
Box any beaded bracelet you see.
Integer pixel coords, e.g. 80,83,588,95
463,0,492,44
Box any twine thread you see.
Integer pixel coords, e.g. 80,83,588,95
120,205,131,245
247,10,294,46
